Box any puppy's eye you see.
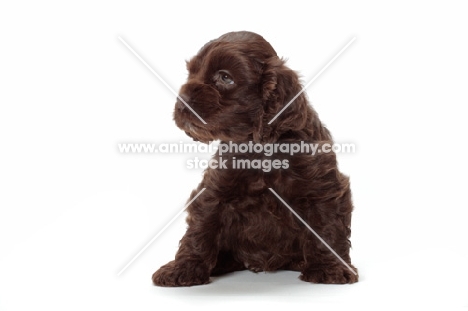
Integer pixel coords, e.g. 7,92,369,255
219,71,234,85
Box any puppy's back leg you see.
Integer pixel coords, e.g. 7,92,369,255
299,176,358,284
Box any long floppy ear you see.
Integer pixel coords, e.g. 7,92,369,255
251,106,264,143
259,57,310,142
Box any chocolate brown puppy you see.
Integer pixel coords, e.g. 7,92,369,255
153,31,358,286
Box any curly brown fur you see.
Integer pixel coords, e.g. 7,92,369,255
152,31,358,287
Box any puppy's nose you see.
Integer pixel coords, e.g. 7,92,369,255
176,94,190,111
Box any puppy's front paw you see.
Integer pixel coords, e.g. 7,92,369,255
152,260,210,287
300,264,358,284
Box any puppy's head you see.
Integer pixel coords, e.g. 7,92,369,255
174,31,310,143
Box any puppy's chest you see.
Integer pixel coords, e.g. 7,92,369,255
219,194,300,242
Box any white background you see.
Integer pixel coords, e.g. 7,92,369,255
1,1,467,310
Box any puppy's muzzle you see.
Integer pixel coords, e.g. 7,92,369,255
177,83,222,116
175,94,190,112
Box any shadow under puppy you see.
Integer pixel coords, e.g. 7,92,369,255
153,31,358,286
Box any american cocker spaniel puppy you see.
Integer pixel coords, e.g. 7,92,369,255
152,31,358,286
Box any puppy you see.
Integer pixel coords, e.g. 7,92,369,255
152,31,358,286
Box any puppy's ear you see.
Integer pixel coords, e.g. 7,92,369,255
261,56,282,103
251,106,264,143
260,57,310,142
